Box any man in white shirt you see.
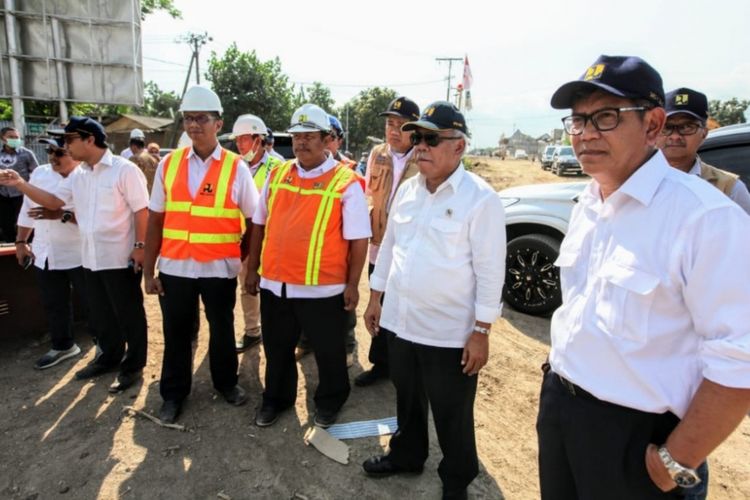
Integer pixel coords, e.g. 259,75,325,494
362,102,506,500
538,55,750,499
120,129,145,160
244,103,370,429
355,96,421,387
0,117,150,394
15,137,87,370
144,86,258,424
657,87,750,214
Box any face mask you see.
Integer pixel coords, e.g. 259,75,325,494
5,138,23,149
242,149,257,163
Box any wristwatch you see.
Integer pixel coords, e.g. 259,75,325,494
61,210,74,223
133,241,145,249
473,325,490,335
657,446,701,488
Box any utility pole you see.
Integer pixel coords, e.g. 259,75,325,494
180,32,212,84
435,57,462,101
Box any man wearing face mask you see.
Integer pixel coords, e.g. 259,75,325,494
1,127,39,242
230,114,282,352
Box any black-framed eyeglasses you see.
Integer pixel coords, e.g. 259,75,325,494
63,133,89,144
409,131,461,147
660,122,703,136
183,114,214,125
562,107,649,135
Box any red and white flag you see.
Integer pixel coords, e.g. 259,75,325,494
462,55,473,110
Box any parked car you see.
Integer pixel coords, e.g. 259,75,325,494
550,145,582,176
498,181,585,315
540,145,557,170
514,149,528,160
697,122,750,189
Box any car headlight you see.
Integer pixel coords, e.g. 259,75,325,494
500,197,520,208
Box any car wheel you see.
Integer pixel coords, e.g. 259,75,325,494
556,166,565,176
503,234,562,315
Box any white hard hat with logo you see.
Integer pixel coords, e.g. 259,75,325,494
288,103,331,133
179,85,223,114
230,114,268,139
130,128,145,140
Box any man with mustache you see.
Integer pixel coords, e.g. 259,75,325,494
657,87,750,214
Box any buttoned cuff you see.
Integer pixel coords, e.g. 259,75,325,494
701,339,750,389
369,275,387,293
475,303,501,324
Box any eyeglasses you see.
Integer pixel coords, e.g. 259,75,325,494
562,107,649,135
409,131,461,147
660,122,703,136
183,114,214,125
47,148,68,157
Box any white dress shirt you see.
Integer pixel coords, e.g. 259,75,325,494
56,150,149,271
365,145,416,264
370,163,506,348
550,151,750,418
120,148,134,160
254,154,371,298
17,164,82,270
689,157,750,214
149,144,259,279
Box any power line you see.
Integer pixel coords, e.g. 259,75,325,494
144,56,189,67
292,78,444,89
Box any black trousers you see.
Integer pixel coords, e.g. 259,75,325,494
260,288,350,412
158,273,238,402
35,264,88,351
386,330,479,493
0,195,23,242
536,369,685,500
365,263,389,373
85,268,147,374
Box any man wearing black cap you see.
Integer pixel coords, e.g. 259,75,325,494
537,56,750,499
657,87,750,214
354,96,422,387
362,102,506,500
0,117,150,393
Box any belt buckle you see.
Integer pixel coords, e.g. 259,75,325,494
558,375,576,396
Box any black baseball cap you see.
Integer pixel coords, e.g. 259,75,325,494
64,116,108,146
551,55,665,109
401,101,470,137
379,96,420,120
665,87,708,121
38,137,64,148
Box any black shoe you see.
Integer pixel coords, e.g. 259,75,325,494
363,455,423,477
159,400,182,424
354,368,388,387
313,408,339,428
255,405,280,427
220,385,247,406
108,370,143,393
236,334,262,352
74,362,116,380
442,489,468,500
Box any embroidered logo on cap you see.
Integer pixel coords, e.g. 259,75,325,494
298,114,308,123
584,64,605,81
426,107,435,116
393,101,402,110
675,94,689,105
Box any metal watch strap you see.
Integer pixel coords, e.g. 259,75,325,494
473,325,490,335
657,446,701,488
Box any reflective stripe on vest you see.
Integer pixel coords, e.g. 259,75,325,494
253,155,282,191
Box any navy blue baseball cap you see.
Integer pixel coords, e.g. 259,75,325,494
551,55,665,109
402,101,470,137
64,116,108,146
379,96,420,121
665,87,708,121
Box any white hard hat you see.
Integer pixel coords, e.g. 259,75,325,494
230,114,268,139
179,85,223,114
177,131,192,148
130,128,145,140
288,103,331,133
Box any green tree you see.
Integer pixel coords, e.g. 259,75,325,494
305,82,335,115
141,0,181,19
205,43,295,132
138,81,180,118
340,87,397,155
708,98,749,126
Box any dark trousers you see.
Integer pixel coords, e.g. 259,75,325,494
158,273,238,402
365,263,388,372
536,369,685,500
386,330,479,493
298,308,356,355
260,288,350,412
85,268,147,374
0,195,22,242
35,264,87,351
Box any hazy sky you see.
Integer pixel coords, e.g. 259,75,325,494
142,0,750,148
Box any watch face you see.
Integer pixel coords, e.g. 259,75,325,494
674,471,699,487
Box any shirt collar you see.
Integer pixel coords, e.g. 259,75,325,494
84,149,113,170
389,144,414,160
688,156,702,176
187,143,223,162
417,161,466,194
250,151,270,170
615,150,669,206
294,152,337,177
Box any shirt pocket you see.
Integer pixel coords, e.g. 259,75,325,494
555,249,582,302
391,212,414,244
595,260,660,343
428,217,462,258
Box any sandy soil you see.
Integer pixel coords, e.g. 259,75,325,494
1,157,747,500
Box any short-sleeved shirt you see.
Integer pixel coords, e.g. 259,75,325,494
0,146,39,197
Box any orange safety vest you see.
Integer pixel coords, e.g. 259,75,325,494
260,160,363,285
161,147,243,262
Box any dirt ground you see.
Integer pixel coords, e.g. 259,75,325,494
1,157,748,500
